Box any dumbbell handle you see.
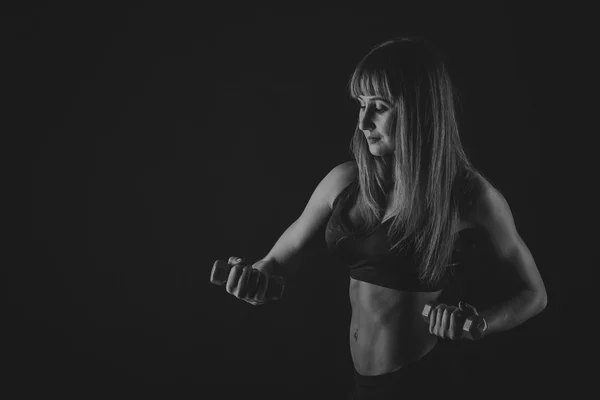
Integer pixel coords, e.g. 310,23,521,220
421,301,486,341
210,260,285,300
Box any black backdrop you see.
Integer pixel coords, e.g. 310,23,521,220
13,1,562,395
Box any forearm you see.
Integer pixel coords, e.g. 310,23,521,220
480,289,547,336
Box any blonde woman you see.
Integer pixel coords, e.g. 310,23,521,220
215,37,546,398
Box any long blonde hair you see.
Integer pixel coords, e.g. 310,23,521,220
348,36,485,287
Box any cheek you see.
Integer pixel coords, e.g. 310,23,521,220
383,121,394,137
381,113,395,132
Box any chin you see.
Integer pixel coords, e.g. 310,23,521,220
369,149,393,157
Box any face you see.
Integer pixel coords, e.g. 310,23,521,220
356,96,396,158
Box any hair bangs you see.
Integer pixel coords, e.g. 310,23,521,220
349,62,394,103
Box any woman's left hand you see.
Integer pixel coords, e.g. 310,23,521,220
428,301,479,340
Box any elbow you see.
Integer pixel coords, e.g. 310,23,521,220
538,290,548,312
531,288,547,314
522,287,547,315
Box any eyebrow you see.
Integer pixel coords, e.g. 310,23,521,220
356,96,391,104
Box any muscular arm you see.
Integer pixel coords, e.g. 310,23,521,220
472,184,547,336
261,161,357,280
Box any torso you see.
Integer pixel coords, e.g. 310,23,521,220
348,278,441,375
336,164,480,376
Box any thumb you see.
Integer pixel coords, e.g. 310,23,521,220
459,301,478,315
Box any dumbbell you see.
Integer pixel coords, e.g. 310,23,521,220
421,301,486,341
210,260,285,299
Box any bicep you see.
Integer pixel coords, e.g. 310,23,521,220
293,161,356,245
265,161,356,260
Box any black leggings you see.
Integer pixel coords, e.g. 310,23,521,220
350,345,465,399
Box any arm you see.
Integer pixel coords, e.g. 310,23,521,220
473,184,547,336
260,161,357,281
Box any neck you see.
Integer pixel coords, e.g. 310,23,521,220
383,167,394,191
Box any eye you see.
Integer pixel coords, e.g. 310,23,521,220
375,102,389,113
355,101,389,113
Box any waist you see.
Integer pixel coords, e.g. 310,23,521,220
348,278,441,375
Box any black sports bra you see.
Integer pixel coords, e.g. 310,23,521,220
325,178,481,292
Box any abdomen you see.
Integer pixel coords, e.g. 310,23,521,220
348,278,442,376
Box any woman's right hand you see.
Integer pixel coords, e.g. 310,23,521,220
224,257,283,306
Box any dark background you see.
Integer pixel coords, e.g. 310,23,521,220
11,1,563,396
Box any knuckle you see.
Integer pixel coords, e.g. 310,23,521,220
228,256,242,264
237,267,249,281
260,275,269,294
254,287,265,301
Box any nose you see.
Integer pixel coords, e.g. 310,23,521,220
358,109,375,132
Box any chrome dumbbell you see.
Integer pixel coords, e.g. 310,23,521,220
421,301,486,340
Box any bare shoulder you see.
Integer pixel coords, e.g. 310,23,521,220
324,161,358,209
333,160,358,181
465,172,508,227
459,171,491,224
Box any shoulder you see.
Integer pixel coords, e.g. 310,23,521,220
333,161,358,179
323,161,358,209
456,169,485,218
464,174,512,230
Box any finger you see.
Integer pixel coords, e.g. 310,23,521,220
255,270,270,302
460,301,479,316
245,268,260,299
441,307,452,339
429,306,437,334
247,271,268,306
270,276,284,300
225,265,244,294
430,304,443,336
449,308,462,340
228,256,243,265
435,305,445,337
234,266,252,298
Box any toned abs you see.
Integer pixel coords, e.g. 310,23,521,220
349,279,442,375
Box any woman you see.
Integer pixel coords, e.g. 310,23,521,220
215,37,547,398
